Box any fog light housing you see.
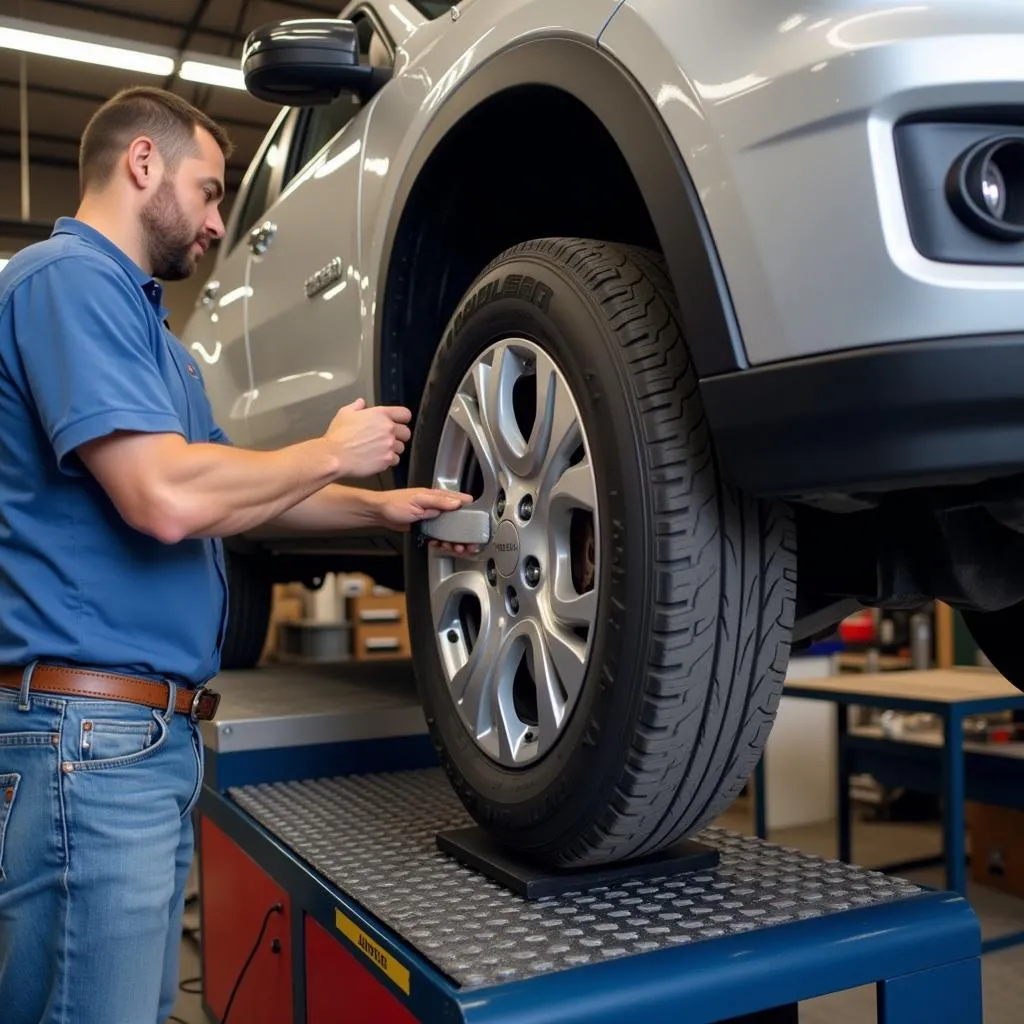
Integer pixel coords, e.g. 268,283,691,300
947,134,1024,242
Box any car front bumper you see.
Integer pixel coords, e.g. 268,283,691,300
602,1,1024,369
701,332,1024,498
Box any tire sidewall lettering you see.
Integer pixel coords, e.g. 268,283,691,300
445,275,554,349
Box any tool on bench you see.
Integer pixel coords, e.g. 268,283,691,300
413,507,492,548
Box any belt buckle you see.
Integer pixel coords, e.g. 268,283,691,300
190,685,220,722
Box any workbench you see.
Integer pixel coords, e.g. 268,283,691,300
753,667,1024,952
195,664,985,1023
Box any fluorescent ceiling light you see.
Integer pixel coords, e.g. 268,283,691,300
0,17,175,76
0,16,246,91
179,59,245,91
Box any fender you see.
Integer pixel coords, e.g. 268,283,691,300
375,33,748,416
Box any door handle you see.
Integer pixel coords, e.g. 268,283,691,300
248,220,277,255
200,280,220,306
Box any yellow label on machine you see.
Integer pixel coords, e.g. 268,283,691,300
336,909,411,995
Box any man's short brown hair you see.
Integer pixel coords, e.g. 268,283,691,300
79,86,234,194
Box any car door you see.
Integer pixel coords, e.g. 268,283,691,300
242,7,396,454
182,108,297,448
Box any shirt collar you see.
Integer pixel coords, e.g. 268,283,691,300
51,216,169,322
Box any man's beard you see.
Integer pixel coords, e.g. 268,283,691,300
140,176,206,282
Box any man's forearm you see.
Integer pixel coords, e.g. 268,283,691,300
178,438,351,539
77,431,348,543
265,483,384,533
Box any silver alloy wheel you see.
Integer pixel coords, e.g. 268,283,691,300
429,338,600,768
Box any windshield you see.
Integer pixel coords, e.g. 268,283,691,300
410,1,459,18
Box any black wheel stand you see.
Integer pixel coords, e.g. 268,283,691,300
435,826,720,900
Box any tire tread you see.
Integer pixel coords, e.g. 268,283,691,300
488,238,797,865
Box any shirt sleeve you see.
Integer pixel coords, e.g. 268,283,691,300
10,255,185,474
209,421,233,446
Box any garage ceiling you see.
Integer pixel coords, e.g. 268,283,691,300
0,0,343,218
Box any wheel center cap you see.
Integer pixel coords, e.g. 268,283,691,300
493,520,521,577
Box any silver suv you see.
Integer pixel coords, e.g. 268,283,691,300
183,0,1024,867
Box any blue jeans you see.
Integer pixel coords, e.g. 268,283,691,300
0,665,204,1024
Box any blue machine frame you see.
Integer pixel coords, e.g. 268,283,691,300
199,782,987,1024
195,668,987,1023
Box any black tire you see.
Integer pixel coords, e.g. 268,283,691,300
961,603,1024,693
220,551,273,670
405,238,796,867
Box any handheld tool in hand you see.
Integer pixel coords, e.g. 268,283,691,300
414,508,492,548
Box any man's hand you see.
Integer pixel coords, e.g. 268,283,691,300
376,487,473,526
325,398,412,478
376,487,482,554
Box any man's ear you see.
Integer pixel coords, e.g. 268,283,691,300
126,136,160,190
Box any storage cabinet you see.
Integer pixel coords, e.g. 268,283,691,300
199,817,294,1024
305,914,418,1023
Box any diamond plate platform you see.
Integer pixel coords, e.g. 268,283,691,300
228,768,925,991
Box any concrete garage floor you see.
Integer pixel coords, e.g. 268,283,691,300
172,804,1024,1023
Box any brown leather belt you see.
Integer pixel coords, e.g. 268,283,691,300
0,664,221,721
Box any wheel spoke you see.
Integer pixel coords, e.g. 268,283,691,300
447,392,500,502
541,622,588,709
430,569,488,623
470,361,502,477
477,343,527,473
523,621,568,743
493,638,528,763
548,459,596,514
528,352,582,483
458,623,520,760
450,637,496,739
551,585,597,629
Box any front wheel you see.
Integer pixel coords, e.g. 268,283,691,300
405,238,796,867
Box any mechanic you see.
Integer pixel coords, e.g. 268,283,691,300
0,85,470,1024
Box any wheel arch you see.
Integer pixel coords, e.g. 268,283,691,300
375,35,746,482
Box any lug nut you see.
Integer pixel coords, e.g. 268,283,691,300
518,495,534,522
524,557,541,587
496,489,506,517
446,629,459,643
507,587,520,614
486,560,497,586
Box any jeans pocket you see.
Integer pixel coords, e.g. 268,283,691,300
79,718,155,762
0,771,20,882
71,709,169,772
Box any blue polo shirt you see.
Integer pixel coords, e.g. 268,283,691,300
0,217,230,687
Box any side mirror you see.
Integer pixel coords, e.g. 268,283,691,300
242,18,390,106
